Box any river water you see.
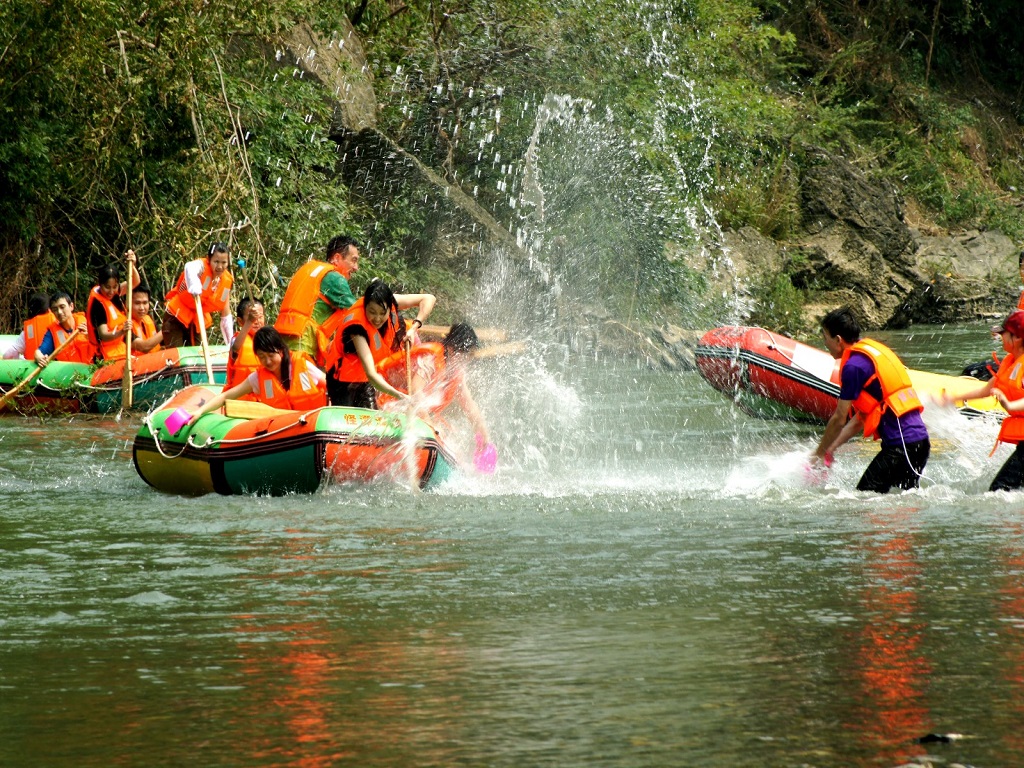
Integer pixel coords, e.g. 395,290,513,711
3,323,1023,767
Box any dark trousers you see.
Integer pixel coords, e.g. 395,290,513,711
857,438,930,493
161,312,196,348
326,375,377,409
990,442,1024,492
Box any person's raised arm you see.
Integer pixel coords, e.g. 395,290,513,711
395,293,436,328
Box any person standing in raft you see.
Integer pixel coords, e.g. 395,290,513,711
86,250,141,362
33,292,94,366
942,310,1024,492
377,322,491,443
322,279,434,408
129,284,163,355
2,293,55,360
162,242,234,347
810,307,930,492
275,234,360,362
223,296,265,401
185,326,327,424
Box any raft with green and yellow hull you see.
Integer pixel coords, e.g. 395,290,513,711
133,385,458,495
0,343,227,414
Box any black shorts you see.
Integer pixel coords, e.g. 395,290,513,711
857,438,930,493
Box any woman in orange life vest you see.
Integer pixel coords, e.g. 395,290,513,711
942,309,1024,492
323,279,435,409
377,322,491,443
32,292,94,366
811,306,930,493
161,242,234,348
223,296,265,401
2,293,54,360
129,284,163,355
86,250,141,362
185,326,327,425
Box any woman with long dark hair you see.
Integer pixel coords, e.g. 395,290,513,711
322,279,435,408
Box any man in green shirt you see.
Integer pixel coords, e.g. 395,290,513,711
276,235,360,360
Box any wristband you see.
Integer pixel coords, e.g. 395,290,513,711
412,319,423,328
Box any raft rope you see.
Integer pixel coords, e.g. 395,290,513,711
203,409,319,447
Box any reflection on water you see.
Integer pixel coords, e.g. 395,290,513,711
844,511,930,766
2,326,1024,767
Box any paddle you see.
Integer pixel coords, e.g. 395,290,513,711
194,294,215,383
122,250,134,409
405,336,414,395
0,329,81,410
472,340,526,359
419,324,507,343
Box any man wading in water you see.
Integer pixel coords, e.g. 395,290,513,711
810,307,930,492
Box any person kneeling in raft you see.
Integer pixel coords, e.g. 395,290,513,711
184,326,328,425
810,306,930,493
941,310,1024,492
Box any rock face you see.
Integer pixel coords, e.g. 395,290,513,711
712,147,1019,332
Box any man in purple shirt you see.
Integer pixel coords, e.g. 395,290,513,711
811,307,930,492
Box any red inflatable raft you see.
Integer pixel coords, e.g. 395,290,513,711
695,326,1000,423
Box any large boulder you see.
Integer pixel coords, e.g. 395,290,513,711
706,146,1019,333
786,147,928,328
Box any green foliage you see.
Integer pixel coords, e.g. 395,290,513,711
3,0,1024,333
748,272,807,337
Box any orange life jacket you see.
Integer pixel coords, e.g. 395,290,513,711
130,314,161,356
23,311,56,360
994,353,1024,445
840,339,923,440
274,260,337,337
86,286,128,361
163,258,233,330
224,330,261,400
323,298,401,381
376,342,461,413
1017,289,1024,311
253,351,326,410
47,313,95,363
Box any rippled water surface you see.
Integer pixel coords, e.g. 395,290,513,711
3,324,1023,767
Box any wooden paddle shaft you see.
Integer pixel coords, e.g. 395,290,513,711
419,324,507,343
194,294,215,383
122,256,134,409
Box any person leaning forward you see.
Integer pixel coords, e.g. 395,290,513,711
274,235,360,362
942,310,1024,492
162,243,234,347
811,307,930,493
